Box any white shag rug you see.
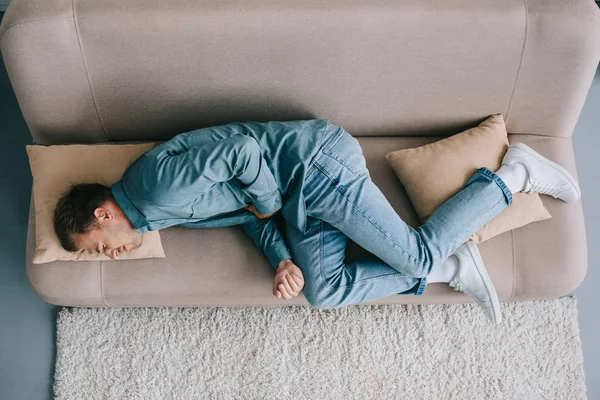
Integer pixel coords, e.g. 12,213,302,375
54,297,586,400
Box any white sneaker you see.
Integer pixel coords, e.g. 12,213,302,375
501,142,581,203
449,240,502,325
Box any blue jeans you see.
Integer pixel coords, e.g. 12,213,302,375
283,124,514,309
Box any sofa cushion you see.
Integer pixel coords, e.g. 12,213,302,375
25,143,166,264
384,114,551,243
2,0,599,144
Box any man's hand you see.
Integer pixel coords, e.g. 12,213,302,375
273,259,304,300
244,204,278,219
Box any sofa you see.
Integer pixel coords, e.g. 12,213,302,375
1,0,599,307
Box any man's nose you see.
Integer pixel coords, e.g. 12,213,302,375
105,248,119,259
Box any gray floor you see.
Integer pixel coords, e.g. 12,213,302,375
571,66,600,396
0,14,57,400
0,11,598,399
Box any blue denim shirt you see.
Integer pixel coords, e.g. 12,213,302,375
110,119,331,271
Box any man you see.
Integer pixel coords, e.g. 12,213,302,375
54,119,580,325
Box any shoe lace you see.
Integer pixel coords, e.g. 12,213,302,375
449,280,465,292
529,180,562,197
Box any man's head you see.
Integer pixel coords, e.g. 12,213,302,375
53,183,144,259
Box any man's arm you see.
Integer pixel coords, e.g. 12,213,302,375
145,133,282,216
240,217,292,271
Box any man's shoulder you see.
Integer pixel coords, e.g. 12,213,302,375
219,118,329,133
123,118,330,170
259,118,329,130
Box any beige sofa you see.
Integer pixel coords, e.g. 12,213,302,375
1,0,599,307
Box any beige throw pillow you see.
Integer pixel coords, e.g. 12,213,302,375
26,143,166,263
385,114,551,243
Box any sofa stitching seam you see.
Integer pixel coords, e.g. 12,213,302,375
72,0,109,141
505,0,529,126
100,260,107,306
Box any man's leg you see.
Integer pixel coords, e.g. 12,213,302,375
308,164,510,278
300,128,512,303
294,125,579,311
284,216,425,309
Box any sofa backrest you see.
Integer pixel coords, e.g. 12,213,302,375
1,0,599,144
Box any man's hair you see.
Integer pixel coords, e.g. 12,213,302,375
53,183,115,252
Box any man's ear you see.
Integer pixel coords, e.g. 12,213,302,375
93,206,111,221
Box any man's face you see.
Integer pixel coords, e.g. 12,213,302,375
74,201,144,260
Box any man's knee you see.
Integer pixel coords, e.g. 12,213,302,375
399,237,439,279
307,297,336,310
302,281,335,309
303,290,326,309
306,299,328,309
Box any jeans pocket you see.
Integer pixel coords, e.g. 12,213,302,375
322,129,369,179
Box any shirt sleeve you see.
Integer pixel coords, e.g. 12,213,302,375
240,217,292,271
147,133,283,216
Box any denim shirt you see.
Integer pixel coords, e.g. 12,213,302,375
110,119,331,271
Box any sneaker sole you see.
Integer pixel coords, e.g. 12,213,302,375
464,240,502,325
507,142,581,202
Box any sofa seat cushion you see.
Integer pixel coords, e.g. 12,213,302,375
25,134,587,306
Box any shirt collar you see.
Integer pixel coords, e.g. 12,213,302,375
111,180,150,233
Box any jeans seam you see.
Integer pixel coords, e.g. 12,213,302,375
304,124,342,182
322,130,369,179
317,215,418,291
324,273,415,290
318,218,328,290
433,167,511,258
437,196,506,258
323,154,368,179
305,165,315,180
479,167,514,205
314,161,422,265
416,277,427,296
321,125,344,153
301,190,308,234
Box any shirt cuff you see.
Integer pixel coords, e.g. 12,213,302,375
253,190,283,216
266,241,292,271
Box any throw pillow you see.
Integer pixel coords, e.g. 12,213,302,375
384,113,551,243
26,142,166,263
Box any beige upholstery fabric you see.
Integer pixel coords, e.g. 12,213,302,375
385,114,551,243
1,0,599,144
3,0,598,306
470,193,550,243
25,143,166,264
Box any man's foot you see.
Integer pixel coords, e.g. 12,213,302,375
449,240,502,325
501,142,581,203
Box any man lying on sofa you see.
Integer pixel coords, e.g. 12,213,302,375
52,119,581,325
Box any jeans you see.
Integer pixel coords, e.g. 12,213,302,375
283,123,514,309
